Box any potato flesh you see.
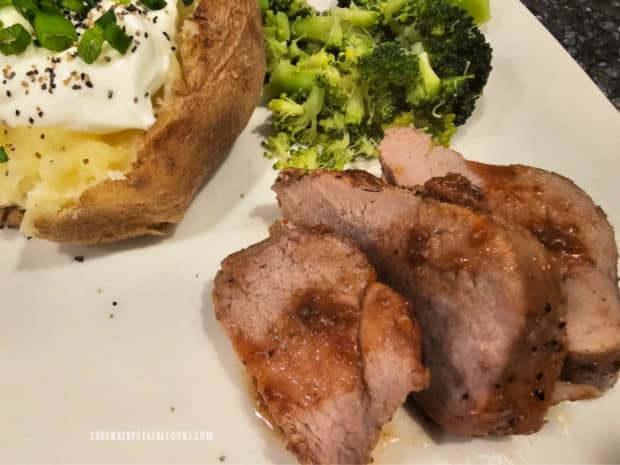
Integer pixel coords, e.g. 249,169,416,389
0,7,187,235
0,126,141,233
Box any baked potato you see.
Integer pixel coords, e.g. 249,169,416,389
0,0,265,243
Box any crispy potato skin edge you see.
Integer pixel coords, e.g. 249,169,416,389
2,0,265,244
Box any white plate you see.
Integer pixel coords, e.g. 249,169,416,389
2,1,619,464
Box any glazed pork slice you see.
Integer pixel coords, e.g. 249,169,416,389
380,127,620,392
213,222,429,465
274,169,567,437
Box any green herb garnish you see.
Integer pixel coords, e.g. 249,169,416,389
77,23,103,63
94,8,115,28
0,146,9,163
13,0,38,21
103,21,131,53
94,8,132,55
60,0,86,14
141,0,165,10
33,11,76,51
38,0,62,14
0,23,31,55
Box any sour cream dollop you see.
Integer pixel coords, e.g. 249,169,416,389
0,0,178,133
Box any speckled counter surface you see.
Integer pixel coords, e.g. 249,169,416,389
520,0,620,109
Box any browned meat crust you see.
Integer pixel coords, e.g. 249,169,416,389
379,127,620,393
213,222,429,464
274,169,566,437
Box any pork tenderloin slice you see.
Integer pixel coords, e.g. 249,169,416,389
274,169,566,437
361,282,431,425
213,222,427,464
379,127,620,392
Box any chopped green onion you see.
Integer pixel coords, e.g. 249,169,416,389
0,146,8,163
13,0,38,21
61,0,86,14
0,0,11,8
93,8,131,55
103,21,131,54
33,11,77,51
77,23,103,63
39,0,62,14
181,0,193,6
0,23,31,55
141,0,166,10
117,0,130,5
95,9,116,28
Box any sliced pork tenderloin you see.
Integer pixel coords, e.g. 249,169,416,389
213,222,429,465
379,127,620,393
274,169,567,437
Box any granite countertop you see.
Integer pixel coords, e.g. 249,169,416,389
520,0,620,109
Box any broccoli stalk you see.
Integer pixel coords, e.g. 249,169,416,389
406,51,441,106
292,15,344,47
330,5,380,28
266,60,318,95
345,86,365,125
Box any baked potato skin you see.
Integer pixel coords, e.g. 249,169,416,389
1,0,265,243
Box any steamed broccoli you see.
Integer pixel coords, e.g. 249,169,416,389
390,0,493,124
260,0,316,19
261,0,492,169
268,84,326,144
263,10,291,71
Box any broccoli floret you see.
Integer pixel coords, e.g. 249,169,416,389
382,0,408,23
277,146,319,169
359,42,419,86
320,132,354,170
268,85,326,144
358,43,418,128
367,87,401,127
266,94,305,119
390,0,493,124
261,0,316,20
319,112,347,133
263,11,291,72
263,132,292,164
413,109,457,146
341,26,376,63
447,0,490,24
352,134,379,158
383,111,415,129
266,51,340,96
